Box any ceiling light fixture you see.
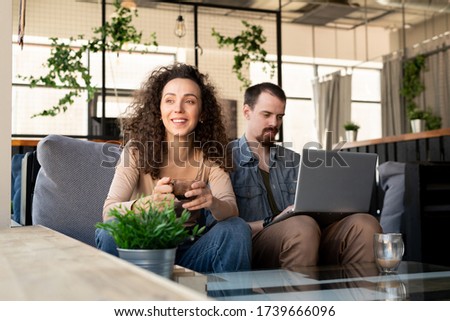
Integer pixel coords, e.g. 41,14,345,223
174,3,186,38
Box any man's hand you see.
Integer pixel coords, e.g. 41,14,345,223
270,205,295,225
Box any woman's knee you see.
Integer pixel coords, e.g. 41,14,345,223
95,228,119,256
212,217,252,245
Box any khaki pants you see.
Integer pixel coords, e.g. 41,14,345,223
252,213,382,270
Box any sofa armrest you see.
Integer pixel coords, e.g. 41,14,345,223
32,135,121,246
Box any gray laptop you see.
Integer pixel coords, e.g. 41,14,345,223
270,149,378,227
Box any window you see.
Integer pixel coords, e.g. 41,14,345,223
283,99,318,152
12,38,176,137
351,68,381,140
250,59,382,152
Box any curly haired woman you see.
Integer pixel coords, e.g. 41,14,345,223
95,63,251,273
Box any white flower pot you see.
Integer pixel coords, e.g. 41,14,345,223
345,130,358,142
117,247,177,278
411,119,426,133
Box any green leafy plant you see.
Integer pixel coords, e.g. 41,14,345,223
95,200,205,250
408,108,427,120
18,0,157,117
343,121,360,131
400,55,441,131
409,108,442,130
400,55,426,114
212,20,275,89
425,112,442,130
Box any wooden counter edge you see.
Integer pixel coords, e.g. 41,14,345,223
343,127,450,149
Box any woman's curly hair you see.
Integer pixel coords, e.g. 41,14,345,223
120,63,230,179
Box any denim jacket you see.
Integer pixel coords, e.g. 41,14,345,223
229,135,300,222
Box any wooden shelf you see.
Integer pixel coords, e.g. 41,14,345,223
343,128,450,149
342,128,450,163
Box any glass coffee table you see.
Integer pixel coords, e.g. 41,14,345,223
174,261,450,301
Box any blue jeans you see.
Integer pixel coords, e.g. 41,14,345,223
95,216,252,273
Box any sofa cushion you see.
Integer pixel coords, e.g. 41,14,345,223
378,161,406,233
33,135,121,246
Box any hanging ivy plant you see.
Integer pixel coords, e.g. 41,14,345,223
18,0,158,117
400,55,425,115
212,20,275,89
400,55,441,131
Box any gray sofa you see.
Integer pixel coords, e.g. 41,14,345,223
32,135,121,247
29,135,406,250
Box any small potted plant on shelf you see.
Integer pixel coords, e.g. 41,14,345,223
343,121,360,142
408,108,427,133
408,108,442,133
95,199,204,278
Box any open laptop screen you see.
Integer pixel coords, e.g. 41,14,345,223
291,149,378,226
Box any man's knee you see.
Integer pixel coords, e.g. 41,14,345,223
346,213,382,234
266,216,320,267
279,215,321,242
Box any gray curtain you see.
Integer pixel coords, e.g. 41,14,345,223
381,54,406,136
381,49,450,136
313,71,352,147
421,48,450,129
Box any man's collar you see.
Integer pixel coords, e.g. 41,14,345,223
237,135,255,165
238,135,280,165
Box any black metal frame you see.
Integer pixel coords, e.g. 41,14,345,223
93,0,284,140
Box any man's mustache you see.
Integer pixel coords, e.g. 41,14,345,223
263,127,278,135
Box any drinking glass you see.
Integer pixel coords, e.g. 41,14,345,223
375,274,407,301
171,179,197,201
373,233,404,273
171,179,201,220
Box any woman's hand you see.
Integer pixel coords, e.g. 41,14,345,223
133,177,175,211
181,180,213,211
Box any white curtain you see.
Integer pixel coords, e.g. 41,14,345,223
313,71,352,148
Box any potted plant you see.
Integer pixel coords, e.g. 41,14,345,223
95,199,204,278
408,108,442,133
401,55,441,133
343,121,360,142
408,108,427,133
212,20,275,89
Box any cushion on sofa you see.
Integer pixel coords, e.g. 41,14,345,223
33,135,121,246
378,161,406,233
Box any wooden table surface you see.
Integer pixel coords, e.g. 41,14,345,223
0,225,207,300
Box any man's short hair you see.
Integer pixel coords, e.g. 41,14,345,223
244,82,287,109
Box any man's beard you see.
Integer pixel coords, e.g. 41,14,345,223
256,127,278,147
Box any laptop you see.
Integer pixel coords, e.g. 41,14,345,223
268,149,378,227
